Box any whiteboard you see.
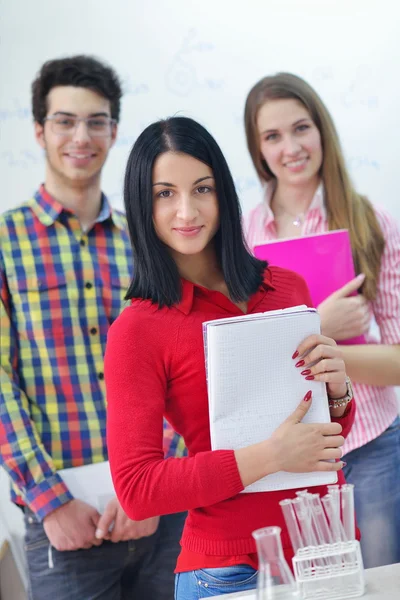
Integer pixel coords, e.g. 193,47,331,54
0,0,399,222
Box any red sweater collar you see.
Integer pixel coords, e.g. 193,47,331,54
175,269,276,316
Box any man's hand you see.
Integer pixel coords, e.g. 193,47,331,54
95,497,160,543
318,274,370,340
43,499,102,551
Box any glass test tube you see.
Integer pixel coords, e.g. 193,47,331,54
341,484,355,541
292,496,316,547
279,499,304,552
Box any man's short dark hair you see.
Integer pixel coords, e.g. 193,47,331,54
32,55,123,124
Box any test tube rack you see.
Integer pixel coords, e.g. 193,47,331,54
292,540,365,599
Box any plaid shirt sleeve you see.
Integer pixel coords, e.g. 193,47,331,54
163,421,187,458
0,248,74,520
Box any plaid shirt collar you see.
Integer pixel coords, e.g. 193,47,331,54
28,184,125,230
262,180,327,227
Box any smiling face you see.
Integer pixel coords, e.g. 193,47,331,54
152,151,220,262
35,85,117,189
257,98,323,188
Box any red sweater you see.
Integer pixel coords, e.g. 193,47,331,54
105,267,355,560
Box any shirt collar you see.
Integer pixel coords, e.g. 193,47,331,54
174,270,276,315
29,184,125,230
262,180,327,227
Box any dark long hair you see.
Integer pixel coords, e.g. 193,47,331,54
124,116,266,307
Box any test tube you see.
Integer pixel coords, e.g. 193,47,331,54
279,499,304,553
341,484,355,541
292,496,316,547
309,493,332,545
322,493,346,543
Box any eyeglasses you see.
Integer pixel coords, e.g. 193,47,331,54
44,114,116,137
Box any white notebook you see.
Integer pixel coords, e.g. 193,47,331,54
203,305,337,493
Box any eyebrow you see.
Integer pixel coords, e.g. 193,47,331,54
52,111,110,118
152,175,214,187
260,117,310,136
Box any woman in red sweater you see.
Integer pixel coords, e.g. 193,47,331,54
105,117,355,599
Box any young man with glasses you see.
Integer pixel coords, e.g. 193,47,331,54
0,55,186,600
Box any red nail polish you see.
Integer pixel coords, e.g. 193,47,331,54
292,350,299,359
295,360,305,368
301,369,312,376
341,461,347,468
304,390,312,402
305,375,315,380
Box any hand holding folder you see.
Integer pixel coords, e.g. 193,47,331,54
253,230,366,345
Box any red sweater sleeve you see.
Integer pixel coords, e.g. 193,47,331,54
288,269,356,438
105,307,244,521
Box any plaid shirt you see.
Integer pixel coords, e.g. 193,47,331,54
0,185,185,521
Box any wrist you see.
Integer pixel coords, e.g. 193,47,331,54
327,384,347,399
330,399,353,419
43,498,73,522
262,438,281,475
327,377,353,411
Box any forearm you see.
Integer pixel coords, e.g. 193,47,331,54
330,399,356,438
234,439,278,488
339,344,400,386
0,373,73,520
109,448,244,521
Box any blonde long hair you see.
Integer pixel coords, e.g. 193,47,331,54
244,72,384,301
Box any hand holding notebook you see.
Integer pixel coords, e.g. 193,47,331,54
203,305,338,493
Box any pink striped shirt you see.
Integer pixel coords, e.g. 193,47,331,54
244,183,400,453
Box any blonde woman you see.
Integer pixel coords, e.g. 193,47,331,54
244,72,400,569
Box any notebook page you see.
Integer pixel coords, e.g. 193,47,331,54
205,308,337,492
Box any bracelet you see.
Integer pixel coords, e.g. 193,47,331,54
328,376,353,409
328,397,351,409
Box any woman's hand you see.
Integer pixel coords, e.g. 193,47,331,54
268,392,345,473
318,274,370,341
294,333,348,398
235,390,345,487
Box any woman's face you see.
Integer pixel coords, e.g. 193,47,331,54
152,151,220,260
257,98,323,187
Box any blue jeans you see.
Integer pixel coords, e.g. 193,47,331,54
175,565,258,599
343,415,400,568
24,509,186,600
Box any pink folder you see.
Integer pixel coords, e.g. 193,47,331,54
254,230,365,345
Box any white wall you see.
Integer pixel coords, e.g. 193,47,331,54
0,470,27,590
1,0,399,221
0,0,399,582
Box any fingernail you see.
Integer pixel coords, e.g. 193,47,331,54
292,350,299,359
341,461,347,468
305,375,315,380
95,529,104,539
357,273,365,280
304,390,312,402
301,369,312,376
295,360,305,368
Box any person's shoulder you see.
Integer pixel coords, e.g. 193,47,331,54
263,265,311,305
108,299,173,339
106,300,178,361
112,208,127,224
264,264,307,288
372,204,400,239
244,202,265,230
0,201,34,228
